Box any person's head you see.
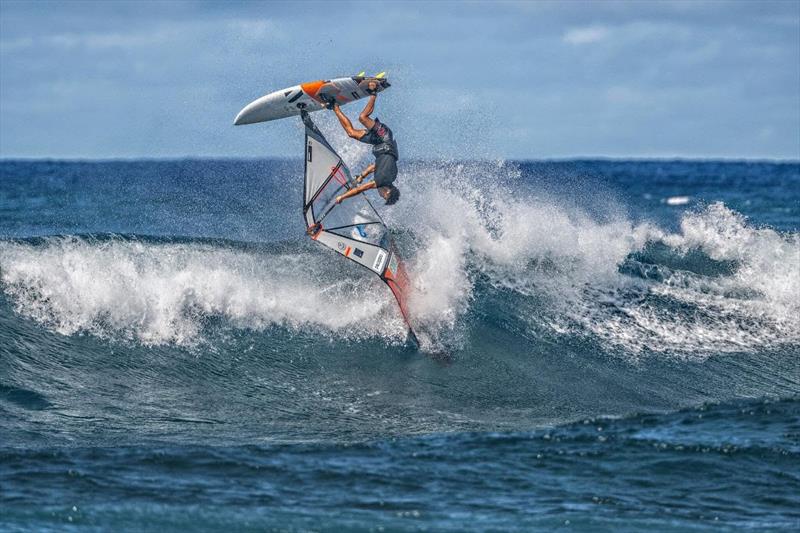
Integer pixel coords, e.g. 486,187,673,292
379,185,400,205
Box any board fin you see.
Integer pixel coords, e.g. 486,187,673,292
356,71,365,77
375,71,386,79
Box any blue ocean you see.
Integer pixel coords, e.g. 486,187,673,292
1,148,799,530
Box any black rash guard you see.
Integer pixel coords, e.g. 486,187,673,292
358,118,399,188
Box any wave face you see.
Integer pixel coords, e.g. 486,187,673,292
1,158,799,531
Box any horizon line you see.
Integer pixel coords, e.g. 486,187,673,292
1,155,798,165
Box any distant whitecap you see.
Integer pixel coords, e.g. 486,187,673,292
665,195,691,206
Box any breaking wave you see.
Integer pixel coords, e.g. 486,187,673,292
1,160,797,358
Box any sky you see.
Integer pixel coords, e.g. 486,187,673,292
0,0,798,160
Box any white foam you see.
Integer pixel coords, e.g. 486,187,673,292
0,236,407,346
1,160,797,357
388,162,799,357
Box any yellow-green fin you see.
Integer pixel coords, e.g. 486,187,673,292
356,71,365,77
375,71,386,79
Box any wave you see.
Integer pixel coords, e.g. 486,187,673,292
0,161,798,358
0,235,411,346
393,160,800,356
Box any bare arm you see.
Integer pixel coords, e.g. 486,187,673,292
332,104,366,140
355,163,376,183
358,94,377,130
336,180,377,203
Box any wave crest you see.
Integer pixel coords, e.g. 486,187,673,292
0,236,408,345
0,160,797,357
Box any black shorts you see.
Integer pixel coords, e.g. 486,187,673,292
373,154,397,188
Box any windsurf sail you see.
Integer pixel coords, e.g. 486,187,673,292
301,112,418,345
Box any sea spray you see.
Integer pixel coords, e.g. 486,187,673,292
0,160,797,358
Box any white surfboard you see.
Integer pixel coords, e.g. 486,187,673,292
234,74,390,125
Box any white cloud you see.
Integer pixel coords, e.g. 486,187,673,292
1,18,284,55
9,28,178,51
563,25,609,45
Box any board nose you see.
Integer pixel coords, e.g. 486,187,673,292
234,94,269,125
233,103,255,125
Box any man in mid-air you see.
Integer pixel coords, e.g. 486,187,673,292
325,80,400,206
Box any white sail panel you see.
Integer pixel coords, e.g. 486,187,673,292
314,231,387,274
305,134,342,206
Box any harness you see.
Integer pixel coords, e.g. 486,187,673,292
369,119,399,159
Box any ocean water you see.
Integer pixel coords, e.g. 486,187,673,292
1,152,799,531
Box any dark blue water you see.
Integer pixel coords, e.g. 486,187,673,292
1,155,799,531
